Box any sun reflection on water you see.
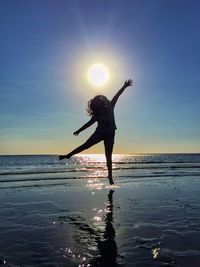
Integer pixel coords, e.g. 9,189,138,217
86,178,120,190
93,216,102,222
86,180,120,191
75,153,131,165
152,247,160,259
61,247,91,267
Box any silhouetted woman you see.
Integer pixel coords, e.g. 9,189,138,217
59,79,133,184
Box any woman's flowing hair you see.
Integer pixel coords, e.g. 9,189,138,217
87,95,110,116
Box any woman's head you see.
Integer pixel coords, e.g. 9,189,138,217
87,95,110,116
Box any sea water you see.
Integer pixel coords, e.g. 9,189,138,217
1,154,200,189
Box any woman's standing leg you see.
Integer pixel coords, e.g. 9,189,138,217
104,133,115,185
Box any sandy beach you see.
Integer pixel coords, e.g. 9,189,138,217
1,172,200,267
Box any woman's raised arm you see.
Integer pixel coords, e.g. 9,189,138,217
110,79,133,108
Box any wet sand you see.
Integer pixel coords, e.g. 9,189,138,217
1,176,200,266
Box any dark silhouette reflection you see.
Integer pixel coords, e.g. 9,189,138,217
89,189,118,267
96,189,118,266
68,190,118,266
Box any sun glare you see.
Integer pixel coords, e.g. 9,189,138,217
87,63,110,87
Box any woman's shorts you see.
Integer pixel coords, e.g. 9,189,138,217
84,130,115,148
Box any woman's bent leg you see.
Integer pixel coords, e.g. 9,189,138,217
59,132,102,159
62,142,92,159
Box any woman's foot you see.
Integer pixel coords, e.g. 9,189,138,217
59,155,65,160
108,177,114,185
59,154,71,160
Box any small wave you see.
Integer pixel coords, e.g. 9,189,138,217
0,176,83,183
0,182,73,190
0,172,199,187
0,168,90,176
123,173,200,178
88,160,200,164
1,163,200,176
113,165,200,170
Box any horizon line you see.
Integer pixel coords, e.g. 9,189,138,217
0,152,200,156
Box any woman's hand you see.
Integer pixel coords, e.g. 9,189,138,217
124,79,133,88
73,131,80,136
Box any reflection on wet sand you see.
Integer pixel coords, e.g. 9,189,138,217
96,189,118,267
67,190,118,267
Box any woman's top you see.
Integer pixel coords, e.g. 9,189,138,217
93,105,117,134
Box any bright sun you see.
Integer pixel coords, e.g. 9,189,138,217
87,63,110,87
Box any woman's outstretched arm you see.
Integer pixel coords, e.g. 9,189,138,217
73,117,96,136
110,79,133,108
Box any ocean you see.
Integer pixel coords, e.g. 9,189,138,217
1,153,200,189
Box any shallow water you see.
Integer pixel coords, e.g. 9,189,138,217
0,154,200,266
1,154,200,188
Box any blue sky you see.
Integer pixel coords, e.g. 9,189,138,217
0,0,200,154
